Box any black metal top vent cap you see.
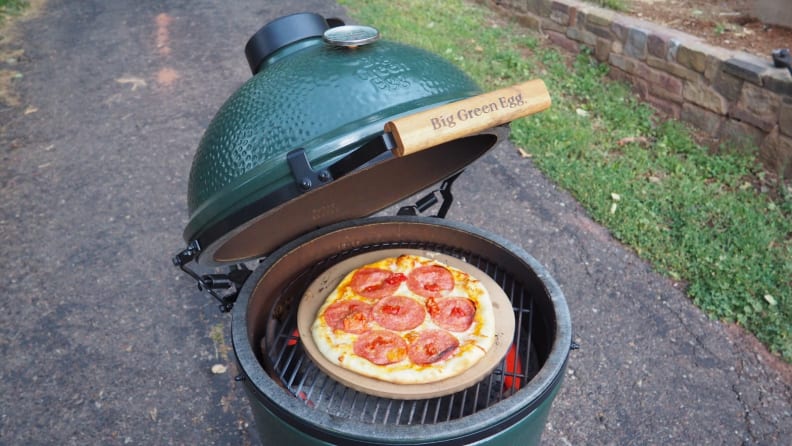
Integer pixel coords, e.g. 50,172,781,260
244,12,334,75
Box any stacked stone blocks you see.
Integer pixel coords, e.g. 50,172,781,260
484,0,792,177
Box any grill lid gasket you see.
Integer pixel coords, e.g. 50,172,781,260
188,128,507,267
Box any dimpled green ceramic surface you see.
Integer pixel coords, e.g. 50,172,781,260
184,37,480,243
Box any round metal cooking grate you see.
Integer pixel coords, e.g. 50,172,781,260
261,241,541,425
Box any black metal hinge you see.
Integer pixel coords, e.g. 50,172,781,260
287,148,333,193
172,241,251,313
397,171,463,218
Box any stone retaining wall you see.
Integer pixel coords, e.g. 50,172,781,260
482,0,792,177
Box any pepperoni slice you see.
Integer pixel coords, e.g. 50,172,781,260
372,296,426,331
353,330,407,365
406,265,454,298
323,300,372,334
426,297,476,332
350,268,406,299
407,329,460,365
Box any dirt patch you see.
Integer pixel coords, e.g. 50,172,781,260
724,323,792,385
622,0,792,59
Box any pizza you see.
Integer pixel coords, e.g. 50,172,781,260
310,254,495,385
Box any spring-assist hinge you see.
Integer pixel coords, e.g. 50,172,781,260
172,240,251,313
397,171,463,218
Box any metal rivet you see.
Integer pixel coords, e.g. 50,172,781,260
318,171,330,182
300,178,312,190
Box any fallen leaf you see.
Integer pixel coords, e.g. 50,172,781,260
211,364,227,374
610,202,618,214
116,76,147,91
517,147,532,158
763,294,777,306
575,108,589,117
24,106,37,114
610,193,621,201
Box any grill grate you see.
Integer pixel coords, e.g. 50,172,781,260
262,241,539,425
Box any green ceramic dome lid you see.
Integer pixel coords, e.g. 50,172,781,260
184,17,510,265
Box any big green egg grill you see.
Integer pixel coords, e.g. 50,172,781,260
174,12,572,446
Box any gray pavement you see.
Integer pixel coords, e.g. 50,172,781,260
0,0,789,445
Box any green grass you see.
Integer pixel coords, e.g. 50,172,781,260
0,0,27,24
340,0,792,361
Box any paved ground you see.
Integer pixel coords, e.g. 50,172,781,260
0,0,789,445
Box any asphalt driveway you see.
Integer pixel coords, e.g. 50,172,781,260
0,0,789,445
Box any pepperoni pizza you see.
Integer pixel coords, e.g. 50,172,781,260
310,254,496,385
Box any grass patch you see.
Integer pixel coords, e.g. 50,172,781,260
340,0,792,361
0,0,27,24
209,322,230,361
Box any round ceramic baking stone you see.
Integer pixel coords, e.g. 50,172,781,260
296,248,515,400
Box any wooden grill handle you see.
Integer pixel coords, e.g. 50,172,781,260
385,79,551,157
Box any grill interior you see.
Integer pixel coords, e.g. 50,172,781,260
259,241,545,425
